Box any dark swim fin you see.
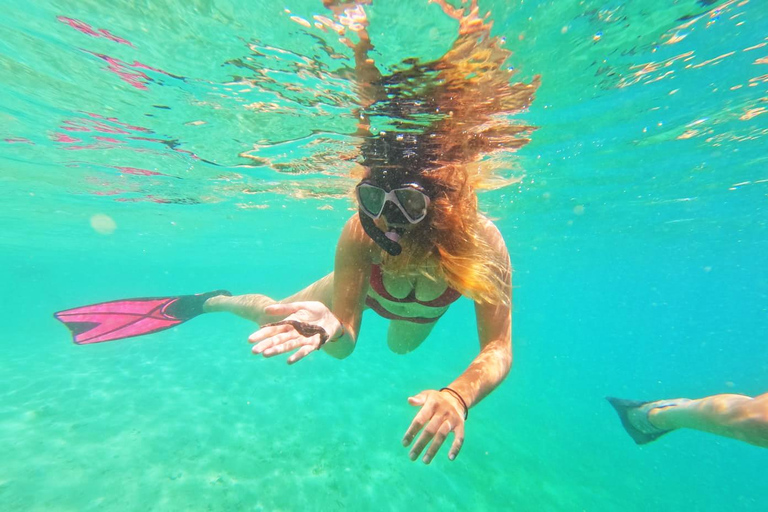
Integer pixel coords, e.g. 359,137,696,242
606,397,673,445
54,290,231,344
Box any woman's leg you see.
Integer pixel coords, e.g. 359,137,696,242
386,319,438,354
648,392,768,448
203,273,335,325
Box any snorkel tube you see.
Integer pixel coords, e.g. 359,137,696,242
358,211,402,256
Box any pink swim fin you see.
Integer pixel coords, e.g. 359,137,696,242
54,290,230,344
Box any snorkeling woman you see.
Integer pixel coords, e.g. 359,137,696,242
206,134,515,464
54,0,539,464
207,0,538,463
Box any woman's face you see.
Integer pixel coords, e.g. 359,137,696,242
358,167,431,232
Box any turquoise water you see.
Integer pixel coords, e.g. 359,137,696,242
2,0,767,510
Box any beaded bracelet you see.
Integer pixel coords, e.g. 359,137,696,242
440,387,468,420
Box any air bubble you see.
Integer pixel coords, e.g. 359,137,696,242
90,213,117,235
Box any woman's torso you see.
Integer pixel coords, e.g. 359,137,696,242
365,262,461,323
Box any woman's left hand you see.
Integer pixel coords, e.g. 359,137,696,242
402,389,466,464
248,301,341,364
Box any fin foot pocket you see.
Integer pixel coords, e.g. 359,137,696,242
165,290,232,320
606,397,674,445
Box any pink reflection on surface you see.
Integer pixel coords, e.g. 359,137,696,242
89,52,150,90
132,61,176,78
4,137,34,144
58,16,134,47
114,195,171,204
64,120,130,134
53,133,81,143
52,112,203,164
82,50,179,91
128,136,201,160
94,136,122,143
114,166,163,176
85,112,152,133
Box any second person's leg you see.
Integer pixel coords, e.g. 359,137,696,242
649,393,768,448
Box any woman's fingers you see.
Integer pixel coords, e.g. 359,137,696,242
423,421,453,464
403,390,465,463
407,392,428,407
248,323,292,344
250,325,321,361
253,335,297,356
448,423,465,461
261,336,305,357
287,336,321,365
251,328,299,354
410,417,443,461
402,400,434,447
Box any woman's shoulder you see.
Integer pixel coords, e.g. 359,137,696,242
341,214,367,240
339,214,378,258
477,214,507,251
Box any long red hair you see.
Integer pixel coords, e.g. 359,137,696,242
357,8,539,305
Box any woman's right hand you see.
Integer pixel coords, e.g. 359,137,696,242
247,301,342,364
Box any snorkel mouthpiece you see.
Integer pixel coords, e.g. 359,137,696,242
385,229,401,243
359,211,402,256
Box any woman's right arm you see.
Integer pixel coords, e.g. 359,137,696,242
322,215,373,359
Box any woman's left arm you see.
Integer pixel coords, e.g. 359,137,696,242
402,219,512,464
451,217,513,407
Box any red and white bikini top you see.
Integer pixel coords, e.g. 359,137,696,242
368,264,461,308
